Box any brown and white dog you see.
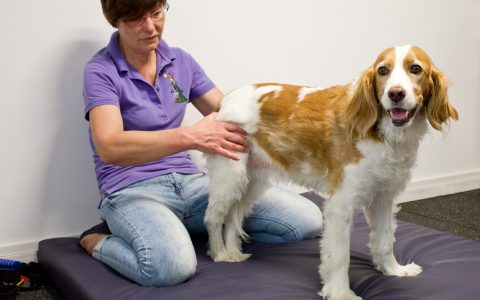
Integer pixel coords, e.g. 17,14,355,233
204,45,458,300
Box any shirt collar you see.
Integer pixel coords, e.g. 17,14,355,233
106,31,176,76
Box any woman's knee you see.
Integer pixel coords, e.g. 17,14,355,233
250,189,324,242
277,214,323,242
294,201,323,240
138,250,197,287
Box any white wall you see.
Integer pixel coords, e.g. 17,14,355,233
1,0,479,260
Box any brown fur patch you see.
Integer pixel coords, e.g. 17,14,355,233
252,84,363,195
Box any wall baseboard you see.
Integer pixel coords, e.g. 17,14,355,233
0,241,38,263
1,171,479,262
399,170,480,203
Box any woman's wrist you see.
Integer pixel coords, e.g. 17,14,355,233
177,126,196,151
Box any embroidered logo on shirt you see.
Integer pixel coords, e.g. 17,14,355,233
163,72,188,103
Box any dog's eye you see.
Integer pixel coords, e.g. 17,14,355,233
377,66,389,76
410,64,422,74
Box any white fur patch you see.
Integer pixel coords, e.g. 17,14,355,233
380,45,416,111
217,85,282,134
297,87,319,103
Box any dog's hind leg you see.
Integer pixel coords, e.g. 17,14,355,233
223,170,270,262
222,199,253,262
204,153,249,262
363,195,422,277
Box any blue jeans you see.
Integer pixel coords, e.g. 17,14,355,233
92,172,323,286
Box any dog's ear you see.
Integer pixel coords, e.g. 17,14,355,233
426,66,458,131
345,66,378,140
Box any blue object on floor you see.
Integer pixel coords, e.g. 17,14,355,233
0,259,23,270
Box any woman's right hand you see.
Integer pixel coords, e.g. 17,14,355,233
187,112,249,160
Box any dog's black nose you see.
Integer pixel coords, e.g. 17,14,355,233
388,87,406,102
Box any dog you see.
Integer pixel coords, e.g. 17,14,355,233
204,45,458,300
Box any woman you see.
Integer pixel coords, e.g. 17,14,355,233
81,0,323,287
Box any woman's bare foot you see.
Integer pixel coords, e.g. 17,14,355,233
80,233,107,256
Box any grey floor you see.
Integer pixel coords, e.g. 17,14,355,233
397,189,480,241
15,189,480,299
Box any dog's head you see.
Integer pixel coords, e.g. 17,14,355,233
346,45,458,138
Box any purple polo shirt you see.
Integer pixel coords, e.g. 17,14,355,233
83,31,215,197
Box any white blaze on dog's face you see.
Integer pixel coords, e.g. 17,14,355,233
374,45,433,128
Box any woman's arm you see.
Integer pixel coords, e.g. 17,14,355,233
89,87,248,167
190,86,224,116
89,104,193,166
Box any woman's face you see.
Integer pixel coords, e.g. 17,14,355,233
117,5,166,55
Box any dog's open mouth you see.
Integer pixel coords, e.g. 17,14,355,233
387,107,417,126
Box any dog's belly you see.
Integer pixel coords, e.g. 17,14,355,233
247,141,331,194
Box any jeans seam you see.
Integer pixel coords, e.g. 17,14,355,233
100,199,152,281
173,173,190,218
248,214,297,229
248,215,299,240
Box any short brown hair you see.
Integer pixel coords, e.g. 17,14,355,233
100,0,167,27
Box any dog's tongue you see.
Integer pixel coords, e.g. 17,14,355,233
389,108,408,121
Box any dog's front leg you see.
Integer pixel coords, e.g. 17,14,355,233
319,193,361,300
364,197,422,277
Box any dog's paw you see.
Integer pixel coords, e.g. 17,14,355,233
228,252,251,262
209,251,251,263
383,263,422,277
318,290,363,300
319,286,362,300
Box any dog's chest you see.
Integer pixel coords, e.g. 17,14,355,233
353,141,418,187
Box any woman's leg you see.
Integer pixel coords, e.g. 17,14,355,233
244,186,323,242
183,173,323,243
93,186,197,287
